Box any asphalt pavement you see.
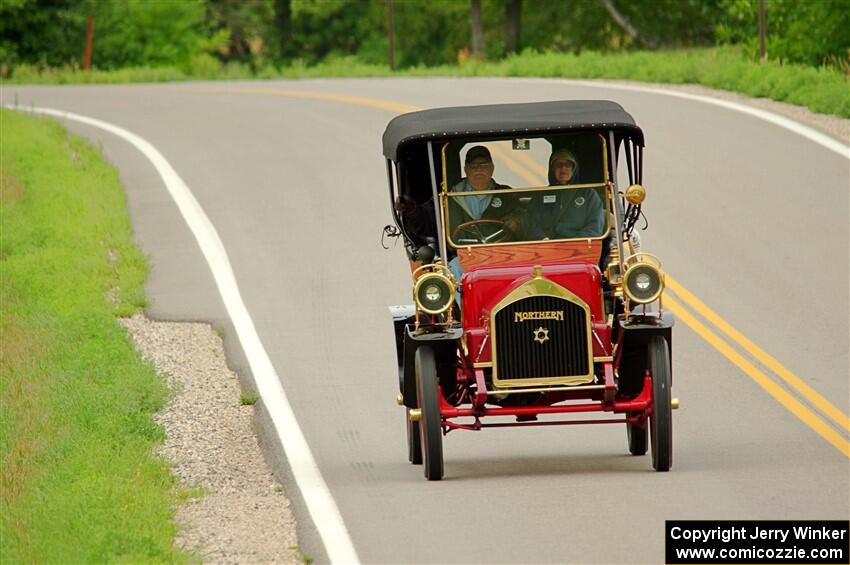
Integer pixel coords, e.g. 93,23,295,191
3,78,848,564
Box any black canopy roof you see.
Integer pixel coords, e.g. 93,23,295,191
382,99,643,161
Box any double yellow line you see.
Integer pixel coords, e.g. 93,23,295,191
182,85,850,458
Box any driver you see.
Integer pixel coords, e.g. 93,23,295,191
448,145,517,242
447,146,518,304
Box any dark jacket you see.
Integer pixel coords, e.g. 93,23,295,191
446,179,515,242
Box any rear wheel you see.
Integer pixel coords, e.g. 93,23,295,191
406,411,422,464
649,336,672,471
416,346,443,480
626,411,647,455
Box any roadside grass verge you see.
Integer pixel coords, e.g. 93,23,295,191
0,109,187,562
6,47,849,118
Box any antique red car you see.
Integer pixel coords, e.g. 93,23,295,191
383,100,675,480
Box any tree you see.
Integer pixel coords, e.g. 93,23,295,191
206,0,274,67
273,0,292,60
598,0,655,48
470,0,484,59
504,0,521,54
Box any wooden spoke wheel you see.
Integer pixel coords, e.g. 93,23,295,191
649,336,673,471
415,346,444,480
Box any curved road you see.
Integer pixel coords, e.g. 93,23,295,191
3,79,848,564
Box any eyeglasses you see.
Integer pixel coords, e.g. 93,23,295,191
467,161,492,170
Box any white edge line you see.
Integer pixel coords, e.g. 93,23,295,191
6,105,360,565
501,77,850,160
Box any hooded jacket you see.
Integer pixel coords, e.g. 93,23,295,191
524,149,606,240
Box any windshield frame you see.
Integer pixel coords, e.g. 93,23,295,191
440,135,612,250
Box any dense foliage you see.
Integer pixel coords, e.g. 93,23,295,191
2,0,847,73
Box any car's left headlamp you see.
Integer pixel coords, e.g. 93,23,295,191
623,253,665,304
413,272,455,315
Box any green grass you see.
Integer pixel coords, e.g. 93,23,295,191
6,47,850,117
239,391,258,406
0,109,187,563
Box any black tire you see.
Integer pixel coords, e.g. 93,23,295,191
415,346,444,480
406,411,422,464
649,336,672,471
626,411,647,455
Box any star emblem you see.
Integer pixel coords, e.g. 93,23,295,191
533,326,549,344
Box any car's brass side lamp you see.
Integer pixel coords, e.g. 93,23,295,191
411,263,457,328
622,253,666,313
606,239,623,299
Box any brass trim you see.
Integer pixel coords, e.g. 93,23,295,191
441,142,449,192
625,183,646,205
490,273,595,387
445,181,608,197
396,394,404,406
486,384,604,395
606,260,621,285
408,408,422,422
593,356,613,363
623,252,662,270
671,397,680,410
473,361,493,368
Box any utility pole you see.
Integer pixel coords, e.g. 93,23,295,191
83,16,94,71
758,0,766,63
387,0,395,70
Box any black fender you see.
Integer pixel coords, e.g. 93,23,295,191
615,310,674,396
401,325,462,408
389,305,415,373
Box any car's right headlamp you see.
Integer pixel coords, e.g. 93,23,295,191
623,253,664,304
413,271,455,315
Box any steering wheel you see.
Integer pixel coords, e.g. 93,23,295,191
452,219,510,244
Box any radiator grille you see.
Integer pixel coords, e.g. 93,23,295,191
494,295,590,382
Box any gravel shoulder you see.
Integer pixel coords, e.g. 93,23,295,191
119,314,301,564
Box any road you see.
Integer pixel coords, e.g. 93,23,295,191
3,78,848,564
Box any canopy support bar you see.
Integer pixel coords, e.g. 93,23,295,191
609,131,625,267
427,141,448,267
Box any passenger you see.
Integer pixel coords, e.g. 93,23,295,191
526,148,606,240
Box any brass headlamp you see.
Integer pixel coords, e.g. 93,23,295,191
622,253,664,304
412,264,456,316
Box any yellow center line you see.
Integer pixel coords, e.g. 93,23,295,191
666,277,850,433
181,85,849,454
506,144,549,177
180,85,420,114
488,144,544,186
665,295,850,458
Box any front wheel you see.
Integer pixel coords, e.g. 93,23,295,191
416,346,443,480
649,336,672,471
